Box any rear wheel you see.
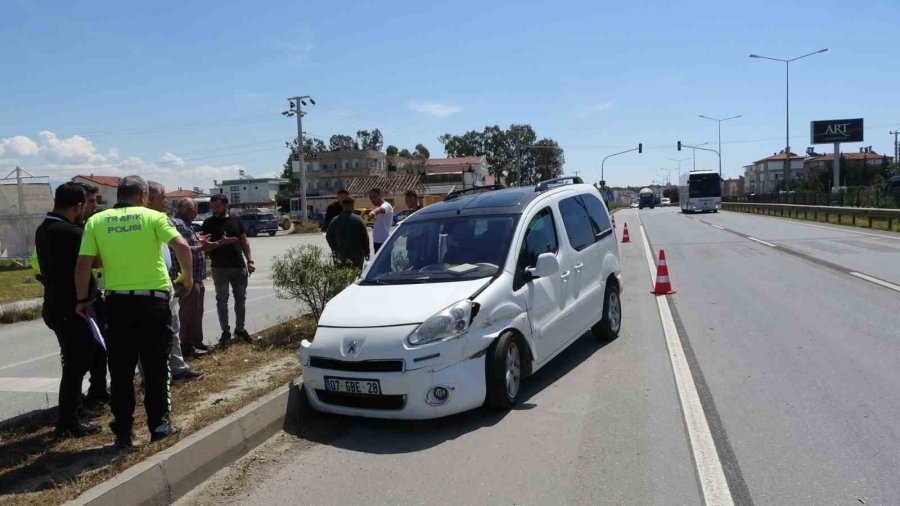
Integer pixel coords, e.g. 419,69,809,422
592,283,621,341
485,332,523,410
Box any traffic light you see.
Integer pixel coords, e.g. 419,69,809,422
677,141,682,151
638,143,642,153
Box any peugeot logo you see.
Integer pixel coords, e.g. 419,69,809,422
346,340,359,355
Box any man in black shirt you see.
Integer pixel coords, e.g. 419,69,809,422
322,188,349,232
201,195,254,346
35,183,101,438
326,197,370,268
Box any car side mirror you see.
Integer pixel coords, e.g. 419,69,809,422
524,252,559,280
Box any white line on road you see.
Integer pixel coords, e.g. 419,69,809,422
0,351,60,372
639,222,734,506
0,377,61,393
710,224,725,230
732,211,900,242
849,272,900,293
747,236,777,248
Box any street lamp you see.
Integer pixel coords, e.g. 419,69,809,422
659,168,678,185
750,48,827,187
669,157,690,175
698,115,741,177
283,95,316,219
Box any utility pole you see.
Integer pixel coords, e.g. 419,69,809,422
283,96,315,220
891,130,900,165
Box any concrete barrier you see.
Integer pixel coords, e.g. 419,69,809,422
67,378,303,506
722,202,900,231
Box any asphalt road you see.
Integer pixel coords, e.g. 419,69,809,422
0,230,332,424
178,207,900,506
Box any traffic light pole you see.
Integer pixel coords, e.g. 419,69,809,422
600,144,642,188
678,142,721,176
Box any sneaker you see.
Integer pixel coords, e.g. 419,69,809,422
218,331,233,347
173,369,204,384
109,421,135,449
150,424,181,442
181,345,208,358
235,329,252,343
55,421,101,438
195,342,210,352
85,390,110,404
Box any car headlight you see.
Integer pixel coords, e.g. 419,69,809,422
407,300,472,346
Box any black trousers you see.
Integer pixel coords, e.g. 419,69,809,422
44,313,95,429
87,297,108,399
106,294,173,435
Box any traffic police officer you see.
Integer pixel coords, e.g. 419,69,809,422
75,175,194,448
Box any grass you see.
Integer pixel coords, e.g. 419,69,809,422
0,316,314,506
0,269,42,305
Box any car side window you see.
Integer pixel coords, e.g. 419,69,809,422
514,207,558,290
581,192,612,238
558,196,595,251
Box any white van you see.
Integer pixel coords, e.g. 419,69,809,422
299,177,623,419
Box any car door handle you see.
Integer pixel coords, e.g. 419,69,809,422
574,263,584,270
559,270,571,279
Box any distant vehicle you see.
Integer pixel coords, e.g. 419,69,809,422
299,177,622,419
393,209,416,225
352,208,375,227
638,188,655,209
887,175,900,198
239,212,279,237
679,170,722,213
661,197,671,207
191,221,203,233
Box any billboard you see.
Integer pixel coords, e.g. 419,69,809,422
810,118,864,144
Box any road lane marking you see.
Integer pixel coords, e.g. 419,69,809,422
849,272,900,293
638,224,734,506
726,210,900,242
711,224,725,230
0,351,60,372
747,237,777,248
0,377,61,393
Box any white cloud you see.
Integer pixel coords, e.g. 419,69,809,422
0,135,39,158
407,101,462,118
579,102,614,117
159,152,186,167
38,130,106,163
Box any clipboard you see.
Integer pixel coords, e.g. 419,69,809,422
88,317,106,351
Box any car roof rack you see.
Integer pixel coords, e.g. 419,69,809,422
444,184,506,201
535,176,584,192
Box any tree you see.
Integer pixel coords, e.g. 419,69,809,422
533,138,564,183
281,137,326,186
413,144,430,160
329,134,358,151
399,148,411,158
386,145,399,156
439,124,563,184
369,128,384,152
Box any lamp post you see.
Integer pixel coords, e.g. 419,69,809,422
283,95,316,219
750,48,828,188
699,115,741,177
669,157,690,175
600,143,642,188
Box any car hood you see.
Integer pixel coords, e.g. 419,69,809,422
318,278,490,328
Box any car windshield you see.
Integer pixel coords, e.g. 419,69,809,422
260,214,274,220
362,215,516,285
689,174,722,197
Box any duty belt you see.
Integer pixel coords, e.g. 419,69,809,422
106,289,171,300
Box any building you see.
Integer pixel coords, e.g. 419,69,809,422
743,151,804,193
804,149,889,180
211,177,287,210
306,173,424,214
611,188,636,205
722,176,745,197
422,156,489,196
293,150,387,196
72,175,120,209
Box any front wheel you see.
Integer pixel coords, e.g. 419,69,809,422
485,332,523,410
268,231,276,236
592,283,621,341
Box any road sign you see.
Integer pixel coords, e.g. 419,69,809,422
810,118,863,144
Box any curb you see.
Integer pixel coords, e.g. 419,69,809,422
66,378,303,506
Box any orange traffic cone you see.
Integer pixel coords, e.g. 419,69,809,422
621,223,631,243
651,249,676,295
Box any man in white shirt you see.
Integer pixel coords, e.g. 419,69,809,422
367,188,394,253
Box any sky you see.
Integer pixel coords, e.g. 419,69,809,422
1,0,898,191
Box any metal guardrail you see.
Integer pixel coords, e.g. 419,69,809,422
721,202,900,231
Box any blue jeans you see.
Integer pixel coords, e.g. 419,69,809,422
212,267,248,334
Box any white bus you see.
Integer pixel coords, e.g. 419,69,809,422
679,170,721,213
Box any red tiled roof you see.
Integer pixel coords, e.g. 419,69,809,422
74,175,120,187
167,190,202,198
344,174,423,196
428,164,471,174
426,156,484,167
806,152,885,162
754,152,803,163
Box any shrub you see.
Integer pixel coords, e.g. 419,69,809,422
271,245,360,321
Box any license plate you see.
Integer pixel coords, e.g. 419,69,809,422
324,376,382,396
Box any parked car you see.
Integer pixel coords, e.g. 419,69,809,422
191,221,203,233
239,212,279,237
393,208,416,225
352,207,375,227
661,197,671,207
299,177,623,419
